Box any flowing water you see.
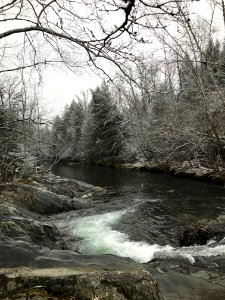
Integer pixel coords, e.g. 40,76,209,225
52,162,225,264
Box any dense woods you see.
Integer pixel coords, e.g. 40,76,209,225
1,0,225,180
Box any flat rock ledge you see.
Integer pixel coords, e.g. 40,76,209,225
0,267,160,300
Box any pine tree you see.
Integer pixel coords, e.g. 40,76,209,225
51,100,86,160
65,100,85,159
202,39,225,90
81,83,124,162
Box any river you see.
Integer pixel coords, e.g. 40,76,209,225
52,162,225,264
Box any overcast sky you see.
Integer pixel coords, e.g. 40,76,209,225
42,68,102,116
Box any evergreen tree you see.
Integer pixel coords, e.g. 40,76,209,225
51,100,86,160
81,83,124,162
51,115,65,158
202,39,225,90
177,55,200,107
64,100,85,159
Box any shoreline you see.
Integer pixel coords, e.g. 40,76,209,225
79,160,225,185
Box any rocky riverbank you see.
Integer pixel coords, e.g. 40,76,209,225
1,173,225,299
0,173,161,299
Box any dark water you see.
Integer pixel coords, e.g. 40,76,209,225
52,162,225,262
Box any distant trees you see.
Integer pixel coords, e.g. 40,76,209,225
52,84,124,163
51,100,86,161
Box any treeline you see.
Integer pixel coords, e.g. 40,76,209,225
51,84,125,163
52,39,225,172
1,38,225,182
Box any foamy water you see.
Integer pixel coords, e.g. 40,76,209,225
72,210,225,264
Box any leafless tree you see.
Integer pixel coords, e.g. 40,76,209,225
0,0,189,78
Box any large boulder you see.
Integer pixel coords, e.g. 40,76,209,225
146,258,225,300
180,215,225,246
0,176,97,254
0,218,67,249
11,183,64,214
0,182,93,217
32,173,107,198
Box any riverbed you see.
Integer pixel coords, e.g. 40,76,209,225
52,162,225,265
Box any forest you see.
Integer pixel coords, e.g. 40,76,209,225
1,0,225,181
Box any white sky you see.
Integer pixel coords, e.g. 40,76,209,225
42,68,102,116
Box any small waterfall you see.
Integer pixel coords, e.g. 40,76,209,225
71,210,225,264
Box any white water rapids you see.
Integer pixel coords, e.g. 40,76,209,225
71,209,225,264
